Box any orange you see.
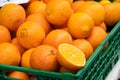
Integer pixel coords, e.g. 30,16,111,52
0,25,11,43
66,0,73,4
86,27,107,50
16,21,46,49
71,1,85,12
98,22,107,31
11,37,26,55
45,0,73,25
76,1,105,26
30,45,59,71
0,43,21,66
59,66,78,74
21,0,39,9
57,43,86,70
68,12,94,38
8,71,29,80
73,39,93,59
42,0,51,3
29,0,39,3
43,0,73,4
104,3,120,27
99,0,111,5
26,1,47,16
42,29,73,48
26,13,52,34
61,27,69,32
22,0,39,8
21,48,35,68
113,0,120,3
0,3,26,31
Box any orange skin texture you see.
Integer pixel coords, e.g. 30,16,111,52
30,45,59,71
0,25,11,43
8,71,30,80
26,1,47,16
21,48,35,68
42,29,73,48
0,3,26,31
26,13,52,34
16,21,46,49
43,0,73,4
76,1,105,26
71,1,85,12
98,22,107,31
86,27,107,50
68,12,94,38
73,39,94,60
104,3,120,27
11,37,26,55
45,0,73,25
0,43,21,66
29,0,39,3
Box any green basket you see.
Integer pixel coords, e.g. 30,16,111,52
0,21,120,80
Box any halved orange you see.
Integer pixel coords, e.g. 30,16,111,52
57,43,86,70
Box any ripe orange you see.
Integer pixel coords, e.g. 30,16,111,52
59,66,78,74
66,0,73,4
57,43,86,70
43,0,73,4
0,43,21,66
0,3,26,31
98,22,107,31
68,12,94,38
99,0,111,5
71,1,85,12
76,1,105,26
29,0,39,3
8,71,29,80
26,1,47,16
21,48,35,68
42,0,51,3
26,13,52,34
86,27,107,50
0,25,11,43
73,39,93,59
16,21,46,49
11,37,26,55
61,27,69,32
21,0,39,9
104,3,120,27
42,29,73,48
45,0,73,25
113,0,120,3
30,45,59,71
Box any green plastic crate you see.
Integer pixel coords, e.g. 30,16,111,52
0,21,120,80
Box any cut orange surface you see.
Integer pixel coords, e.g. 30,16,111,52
57,43,86,70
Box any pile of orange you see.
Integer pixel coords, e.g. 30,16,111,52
0,0,120,79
